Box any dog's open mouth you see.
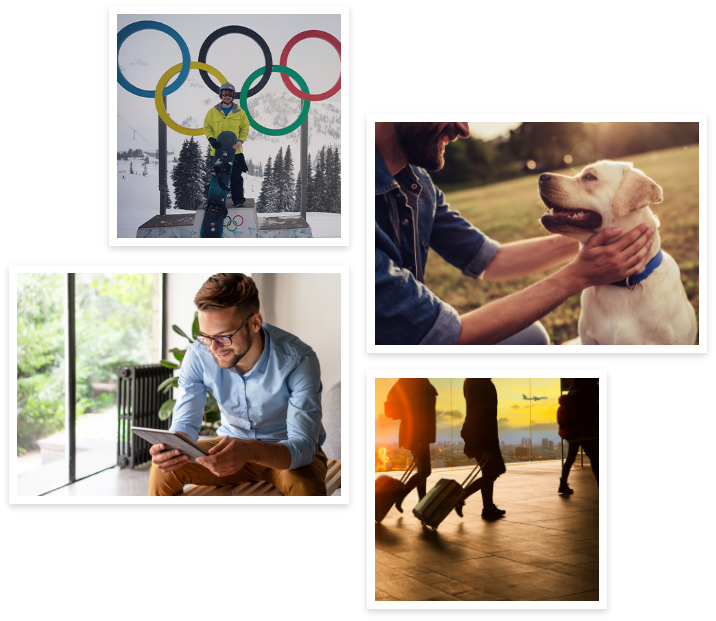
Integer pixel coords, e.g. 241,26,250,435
539,194,602,230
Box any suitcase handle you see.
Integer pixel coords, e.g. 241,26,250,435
399,461,416,484
460,453,490,489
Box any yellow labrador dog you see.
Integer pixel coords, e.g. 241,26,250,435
539,161,697,345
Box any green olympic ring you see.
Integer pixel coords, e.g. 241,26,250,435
240,65,311,136
224,214,244,232
224,214,244,233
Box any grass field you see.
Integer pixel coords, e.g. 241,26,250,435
424,145,700,344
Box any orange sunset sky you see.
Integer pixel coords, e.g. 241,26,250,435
374,378,563,446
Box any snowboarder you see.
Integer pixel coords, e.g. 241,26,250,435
203,82,250,206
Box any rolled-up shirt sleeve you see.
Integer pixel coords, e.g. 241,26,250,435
169,346,207,443
281,352,323,469
428,184,500,278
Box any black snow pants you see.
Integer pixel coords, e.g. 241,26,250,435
230,152,248,205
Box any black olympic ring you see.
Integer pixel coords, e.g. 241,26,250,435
198,26,273,98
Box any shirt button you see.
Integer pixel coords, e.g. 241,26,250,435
411,184,417,190
407,266,413,272
401,219,409,226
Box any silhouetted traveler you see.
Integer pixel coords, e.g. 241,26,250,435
557,378,599,494
385,378,437,512
455,378,507,520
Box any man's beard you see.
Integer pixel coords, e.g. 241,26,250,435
394,123,448,172
212,328,252,369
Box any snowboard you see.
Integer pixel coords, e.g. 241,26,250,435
200,130,237,238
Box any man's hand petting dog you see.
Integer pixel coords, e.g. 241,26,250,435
568,224,654,289
196,437,248,477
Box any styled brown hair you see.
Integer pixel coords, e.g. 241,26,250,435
194,273,260,316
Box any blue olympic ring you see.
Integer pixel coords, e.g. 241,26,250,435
117,20,191,98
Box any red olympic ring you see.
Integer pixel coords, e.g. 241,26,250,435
223,214,244,232
280,30,341,102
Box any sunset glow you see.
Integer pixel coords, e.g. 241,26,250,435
375,378,563,446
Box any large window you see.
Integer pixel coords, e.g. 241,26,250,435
16,273,162,495
375,378,564,473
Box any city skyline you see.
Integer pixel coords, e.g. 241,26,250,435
375,378,562,446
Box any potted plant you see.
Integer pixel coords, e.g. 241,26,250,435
157,312,221,435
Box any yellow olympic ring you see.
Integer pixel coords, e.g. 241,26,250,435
154,62,227,136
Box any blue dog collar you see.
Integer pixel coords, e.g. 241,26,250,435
610,249,663,290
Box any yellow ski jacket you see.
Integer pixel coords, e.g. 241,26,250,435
203,103,250,155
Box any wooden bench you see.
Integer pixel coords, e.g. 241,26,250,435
183,459,341,496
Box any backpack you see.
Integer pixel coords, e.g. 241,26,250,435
557,391,599,441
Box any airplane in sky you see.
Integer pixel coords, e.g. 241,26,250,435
522,394,547,401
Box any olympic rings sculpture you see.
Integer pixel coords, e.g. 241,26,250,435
117,20,341,137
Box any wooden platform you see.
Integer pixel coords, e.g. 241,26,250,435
183,459,341,496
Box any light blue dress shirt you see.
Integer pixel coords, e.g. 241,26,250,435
169,322,325,470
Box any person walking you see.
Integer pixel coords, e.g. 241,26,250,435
455,378,507,520
203,82,250,206
385,378,437,512
557,378,599,493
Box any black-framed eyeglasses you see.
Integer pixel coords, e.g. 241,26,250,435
194,314,253,347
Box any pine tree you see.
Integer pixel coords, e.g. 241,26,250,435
202,144,213,197
294,169,302,212
257,156,274,213
172,137,206,210
280,145,296,212
271,148,284,214
305,153,314,213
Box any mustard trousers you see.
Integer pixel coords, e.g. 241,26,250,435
148,437,328,496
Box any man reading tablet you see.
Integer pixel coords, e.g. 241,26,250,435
148,273,328,496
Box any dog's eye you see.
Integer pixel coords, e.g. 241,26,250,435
583,173,597,181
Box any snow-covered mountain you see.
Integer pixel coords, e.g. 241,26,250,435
118,84,341,172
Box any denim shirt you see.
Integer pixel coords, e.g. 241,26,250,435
375,149,500,345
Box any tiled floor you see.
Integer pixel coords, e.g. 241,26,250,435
44,463,152,496
374,461,599,602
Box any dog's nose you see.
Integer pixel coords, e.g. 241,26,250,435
539,174,551,185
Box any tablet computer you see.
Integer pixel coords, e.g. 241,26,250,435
131,427,209,463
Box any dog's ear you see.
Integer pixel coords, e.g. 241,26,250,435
612,165,663,217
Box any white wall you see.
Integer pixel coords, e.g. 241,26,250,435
258,273,342,394
163,272,341,393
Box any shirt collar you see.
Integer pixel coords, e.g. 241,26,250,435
375,149,399,195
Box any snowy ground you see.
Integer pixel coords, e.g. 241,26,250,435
116,158,340,238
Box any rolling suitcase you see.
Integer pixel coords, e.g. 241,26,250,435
375,462,415,523
412,455,489,531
